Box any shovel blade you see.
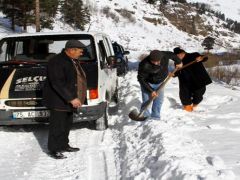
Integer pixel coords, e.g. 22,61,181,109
128,109,148,121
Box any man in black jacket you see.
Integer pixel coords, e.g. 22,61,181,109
43,40,87,159
173,47,212,112
137,50,182,119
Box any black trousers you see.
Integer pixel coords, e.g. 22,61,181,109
179,83,206,106
48,109,73,152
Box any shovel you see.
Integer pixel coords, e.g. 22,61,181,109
129,59,199,121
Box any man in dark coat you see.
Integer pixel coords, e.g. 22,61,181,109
137,50,182,119
173,47,212,112
43,40,87,159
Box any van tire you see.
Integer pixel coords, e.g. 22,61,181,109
95,104,109,130
109,89,119,115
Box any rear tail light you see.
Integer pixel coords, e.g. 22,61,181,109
89,88,98,99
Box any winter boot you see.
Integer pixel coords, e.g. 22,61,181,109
183,105,193,112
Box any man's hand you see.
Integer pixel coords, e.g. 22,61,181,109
151,91,158,98
176,62,183,69
169,72,175,77
196,56,204,62
70,98,82,108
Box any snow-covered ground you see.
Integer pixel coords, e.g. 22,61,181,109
2,0,240,54
0,59,240,179
84,0,240,54
1,0,240,179
188,0,240,21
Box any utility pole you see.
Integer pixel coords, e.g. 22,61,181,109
35,0,40,32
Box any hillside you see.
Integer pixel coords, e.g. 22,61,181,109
82,0,240,57
189,0,240,21
1,0,240,56
0,1,240,179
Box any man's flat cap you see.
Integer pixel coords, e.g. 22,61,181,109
173,47,185,54
65,40,85,49
149,50,163,62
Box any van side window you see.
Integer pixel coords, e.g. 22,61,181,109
0,35,96,62
98,40,108,69
15,41,24,55
104,37,114,55
0,42,7,62
104,37,114,56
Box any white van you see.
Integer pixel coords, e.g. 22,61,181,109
0,31,118,130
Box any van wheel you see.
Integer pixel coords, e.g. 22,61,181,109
124,66,128,76
95,104,109,130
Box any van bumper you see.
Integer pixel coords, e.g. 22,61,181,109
73,102,107,122
0,102,107,125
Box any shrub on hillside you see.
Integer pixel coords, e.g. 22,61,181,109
101,6,120,23
208,66,240,85
203,52,240,68
115,8,136,23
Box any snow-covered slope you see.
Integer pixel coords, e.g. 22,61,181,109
1,0,240,56
0,12,22,34
83,0,240,57
85,0,201,55
188,0,240,21
1,1,240,179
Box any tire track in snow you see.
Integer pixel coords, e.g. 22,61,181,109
26,126,114,180
85,127,120,180
0,117,119,180
27,127,88,180
87,130,108,180
0,126,49,180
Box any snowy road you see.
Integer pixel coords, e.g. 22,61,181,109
0,65,240,180
0,123,119,180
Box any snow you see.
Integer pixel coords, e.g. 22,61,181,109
1,0,240,53
1,0,240,179
116,67,239,179
188,0,240,21
1,62,240,179
83,0,240,54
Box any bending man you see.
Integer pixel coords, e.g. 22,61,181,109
173,47,212,112
137,50,182,119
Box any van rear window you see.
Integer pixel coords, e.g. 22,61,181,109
0,34,96,63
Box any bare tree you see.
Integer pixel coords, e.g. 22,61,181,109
35,0,40,32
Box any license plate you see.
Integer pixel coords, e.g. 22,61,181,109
13,110,50,119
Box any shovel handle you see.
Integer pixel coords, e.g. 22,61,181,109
155,59,198,93
176,59,198,72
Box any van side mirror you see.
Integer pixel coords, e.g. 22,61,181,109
123,51,130,55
